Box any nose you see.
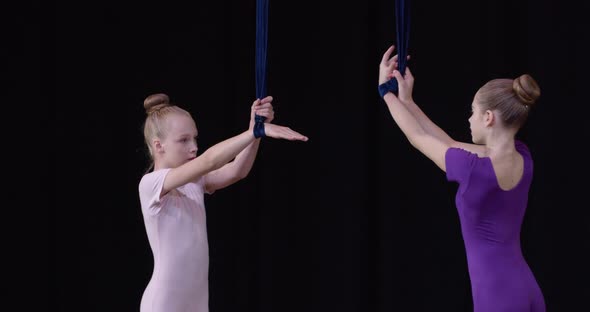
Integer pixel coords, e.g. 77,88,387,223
189,141,198,154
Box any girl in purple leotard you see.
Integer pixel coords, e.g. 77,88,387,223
378,45,545,312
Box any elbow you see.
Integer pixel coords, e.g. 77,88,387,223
407,136,421,150
225,169,247,186
407,136,417,149
236,169,249,180
406,129,426,149
227,160,249,181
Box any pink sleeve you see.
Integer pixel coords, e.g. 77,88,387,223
201,174,214,195
138,168,172,215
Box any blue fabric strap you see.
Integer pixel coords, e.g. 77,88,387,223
378,82,392,98
254,0,269,137
379,0,410,97
253,120,266,138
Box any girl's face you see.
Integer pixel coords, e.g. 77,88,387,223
158,113,198,169
468,96,486,144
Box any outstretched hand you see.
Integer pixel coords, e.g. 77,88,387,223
264,123,308,142
246,95,307,142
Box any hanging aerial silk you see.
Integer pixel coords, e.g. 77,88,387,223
253,0,269,138
379,0,410,97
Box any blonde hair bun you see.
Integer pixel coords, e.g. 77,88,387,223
513,74,540,108
144,93,170,114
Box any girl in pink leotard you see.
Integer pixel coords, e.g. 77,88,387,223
138,93,308,312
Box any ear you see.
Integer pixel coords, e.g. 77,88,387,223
484,110,495,127
153,138,164,154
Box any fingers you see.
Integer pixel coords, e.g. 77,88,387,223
392,67,414,80
260,95,273,104
255,102,273,109
266,124,308,141
281,127,308,141
252,98,274,122
392,69,404,82
252,99,274,119
252,96,273,107
254,104,274,115
385,61,396,77
255,109,274,120
405,66,414,80
390,53,399,64
387,60,396,71
381,45,395,64
392,54,411,69
255,107,273,114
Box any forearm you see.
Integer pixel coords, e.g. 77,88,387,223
383,93,427,147
226,139,261,179
165,130,256,192
403,100,453,145
198,130,256,172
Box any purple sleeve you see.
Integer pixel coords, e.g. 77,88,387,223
515,140,531,159
445,148,477,183
515,139,533,170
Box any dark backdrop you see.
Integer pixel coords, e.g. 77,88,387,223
55,0,589,311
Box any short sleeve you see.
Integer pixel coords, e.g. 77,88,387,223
445,147,477,184
515,139,533,172
515,140,531,160
138,168,172,215
202,174,215,195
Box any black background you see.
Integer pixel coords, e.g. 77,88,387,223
53,0,589,311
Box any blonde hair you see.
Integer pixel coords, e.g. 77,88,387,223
142,93,191,171
476,74,541,128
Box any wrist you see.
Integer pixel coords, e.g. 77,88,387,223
378,80,399,98
253,121,266,138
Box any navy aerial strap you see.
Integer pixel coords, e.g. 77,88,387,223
380,0,410,96
254,0,269,138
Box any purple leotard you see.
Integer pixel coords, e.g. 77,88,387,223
445,140,545,312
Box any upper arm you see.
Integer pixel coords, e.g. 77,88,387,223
139,169,171,215
410,135,486,173
163,159,243,196
410,133,452,172
162,156,214,195
445,145,479,183
202,162,242,194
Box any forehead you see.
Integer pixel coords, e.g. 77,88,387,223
166,113,197,135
